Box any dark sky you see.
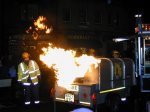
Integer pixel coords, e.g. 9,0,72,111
123,0,149,23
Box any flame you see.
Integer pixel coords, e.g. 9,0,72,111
34,16,52,33
40,43,101,89
26,16,53,40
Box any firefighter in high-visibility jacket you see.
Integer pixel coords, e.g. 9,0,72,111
17,52,41,105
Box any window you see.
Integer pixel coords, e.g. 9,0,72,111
63,8,71,22
94,11,102,24
79,8,87,25
114,13,119,25
27,4,38,20
20,5,27,21
20,4,38,21
108,13,112,25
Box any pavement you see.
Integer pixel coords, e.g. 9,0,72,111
0,99,95,112
0,99,149,112
0,100,53,112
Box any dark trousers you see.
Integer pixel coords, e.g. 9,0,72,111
23,84,40,103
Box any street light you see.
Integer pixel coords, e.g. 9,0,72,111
113,37,129,42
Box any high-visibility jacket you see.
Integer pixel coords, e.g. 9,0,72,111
17,60,41,85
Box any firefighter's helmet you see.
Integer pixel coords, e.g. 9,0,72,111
22,52,30,59
112,50,120,58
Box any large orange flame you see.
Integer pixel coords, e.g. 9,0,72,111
26,16,53,40
40,43,101,88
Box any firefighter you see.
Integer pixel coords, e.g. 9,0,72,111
17,52,41,105
112,50,121,58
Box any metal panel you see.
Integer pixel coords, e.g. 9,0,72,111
110,58,125,88
99,58,113,91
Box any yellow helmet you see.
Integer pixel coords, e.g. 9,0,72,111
113,50,119,54
112,50,120,58
22,52,30,59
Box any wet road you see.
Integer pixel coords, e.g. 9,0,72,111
0,100,87,112
0,100,133,112
0,97,149,112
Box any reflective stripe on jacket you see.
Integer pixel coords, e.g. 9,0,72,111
18,60,40,84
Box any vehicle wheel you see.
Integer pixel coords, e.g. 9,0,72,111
105,92,121,112
97,103,111,112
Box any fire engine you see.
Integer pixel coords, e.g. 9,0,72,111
54,14,150,111
134,14,150,93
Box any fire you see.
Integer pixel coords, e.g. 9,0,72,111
26,16,53,40
25,15,100,89
34,16,52,34
40,43,101,89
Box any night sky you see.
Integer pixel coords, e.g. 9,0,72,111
124,0,149,23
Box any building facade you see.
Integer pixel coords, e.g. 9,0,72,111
1,0,131,57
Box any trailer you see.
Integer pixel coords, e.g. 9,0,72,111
54,57,136,111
